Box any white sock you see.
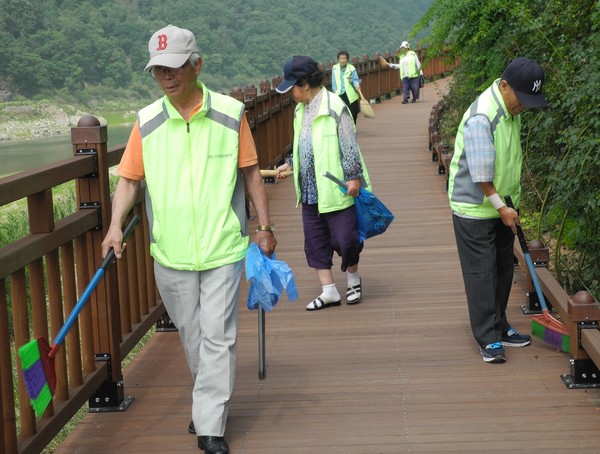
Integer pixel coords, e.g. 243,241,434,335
347,271,361,287
321,283,340,302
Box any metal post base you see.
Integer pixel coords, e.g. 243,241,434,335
89,353,135,412
561,358,600,389
520,292,544,315
89,395,135,413
156,313,178,332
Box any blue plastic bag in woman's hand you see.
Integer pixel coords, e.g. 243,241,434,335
323,171,395,242
352,187,395,242
245,242,298,311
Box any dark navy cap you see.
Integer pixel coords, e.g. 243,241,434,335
501,57,548,108
276,56,319,94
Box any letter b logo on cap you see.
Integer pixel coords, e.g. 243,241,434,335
157,34,168,51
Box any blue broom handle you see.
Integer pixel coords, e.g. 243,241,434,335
52,215,140,347
504,196,550,312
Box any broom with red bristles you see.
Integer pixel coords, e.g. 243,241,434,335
505,196,570,352
18,215,140,417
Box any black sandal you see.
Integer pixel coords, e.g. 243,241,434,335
346,281,362,304
306,296,341,311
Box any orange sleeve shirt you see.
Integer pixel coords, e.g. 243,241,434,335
118,104,258,180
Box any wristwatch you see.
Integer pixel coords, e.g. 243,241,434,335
256,223,275,233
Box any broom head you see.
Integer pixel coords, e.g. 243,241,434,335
360,100,375,119
378,56,389,69
18,337,56,417
531,313,570,353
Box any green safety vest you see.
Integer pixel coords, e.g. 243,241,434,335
332,63,359,104
448,79,522,218
291,87,371,213
398,51,420,79
138,81,249,270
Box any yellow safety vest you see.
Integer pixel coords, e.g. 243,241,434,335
398,51,420,79
291,87,371,213
448,79,523,218
138,81,249,270
332,63,359,104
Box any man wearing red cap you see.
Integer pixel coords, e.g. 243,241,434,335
101,25,277,454
448,57,548,364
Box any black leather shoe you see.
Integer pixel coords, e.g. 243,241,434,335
198,436,229,454
188,420,195,434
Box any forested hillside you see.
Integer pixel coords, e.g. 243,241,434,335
0,0,432,103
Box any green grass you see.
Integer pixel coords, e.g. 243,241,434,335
0,182,77,248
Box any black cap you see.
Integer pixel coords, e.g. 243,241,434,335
276,56,319,94
501,57,547,108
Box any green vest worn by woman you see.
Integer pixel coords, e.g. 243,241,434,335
138,81,248,271
332,63,359,104
398,50,420,79
448,79,523,219
291,87,371,214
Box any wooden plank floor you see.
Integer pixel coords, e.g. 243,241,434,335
56,81,600,453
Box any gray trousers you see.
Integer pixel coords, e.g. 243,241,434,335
452,215,514,346
154,260,242,436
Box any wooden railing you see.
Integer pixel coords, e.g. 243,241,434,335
0,52,456,454
510,241,600,388
0,118,162,454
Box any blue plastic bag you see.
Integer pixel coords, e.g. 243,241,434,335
245,242,298,311
323,171,395,242
353,188,395,242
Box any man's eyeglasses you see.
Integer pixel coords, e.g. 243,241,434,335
151,61,190,76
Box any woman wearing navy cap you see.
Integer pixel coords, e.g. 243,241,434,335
275,56,372,311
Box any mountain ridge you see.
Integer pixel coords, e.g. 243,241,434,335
0,0,433,102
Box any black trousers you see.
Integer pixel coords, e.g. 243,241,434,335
339,92,360,124
452,214,514,346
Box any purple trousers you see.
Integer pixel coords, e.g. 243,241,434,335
302,203,363,272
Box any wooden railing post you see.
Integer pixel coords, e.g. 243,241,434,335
519,240,550,314
0,278,18,454
71,115,132,412
562,291,600,388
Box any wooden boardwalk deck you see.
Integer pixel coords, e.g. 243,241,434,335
55,81,600,453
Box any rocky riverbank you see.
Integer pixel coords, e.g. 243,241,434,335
0,103,107,141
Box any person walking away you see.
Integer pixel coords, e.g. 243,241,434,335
101,25,277,454
447,57,548,363
274,55,371,311
331,50,366,124
387,41,422,103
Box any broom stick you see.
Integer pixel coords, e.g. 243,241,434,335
18,214,140,416
504,196,570,352
260,169,293,178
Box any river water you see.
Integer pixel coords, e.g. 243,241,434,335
0,124,133,178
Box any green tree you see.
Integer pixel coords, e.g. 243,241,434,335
414,0,600,296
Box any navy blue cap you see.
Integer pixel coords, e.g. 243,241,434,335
501,57,548,108
276,56,319,94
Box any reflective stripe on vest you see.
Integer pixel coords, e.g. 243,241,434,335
138,81,248,270
448,80,523,218
291,88,371,213
332,63,359,104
